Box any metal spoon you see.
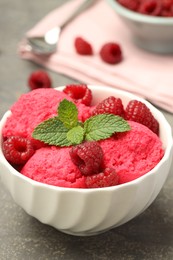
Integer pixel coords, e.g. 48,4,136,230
27,0,94,55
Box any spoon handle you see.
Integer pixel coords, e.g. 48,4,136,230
60,0,94,29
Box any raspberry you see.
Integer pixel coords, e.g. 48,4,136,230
118,0,173,16
85,168,119,188
162,0,173,9
63,84,92,106
118,0,140,11
3,136,35,165
92,96,125,117
161,0,173,16
161,9,173,16
138,0,162,16
28,70,52,90
74,37,93,55
99,42,122,64
69,141,103,176
125,100,159,135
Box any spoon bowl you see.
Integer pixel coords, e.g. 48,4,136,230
27,27,61,54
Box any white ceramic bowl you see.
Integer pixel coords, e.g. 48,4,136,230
0,86,172,236
107,0,173,53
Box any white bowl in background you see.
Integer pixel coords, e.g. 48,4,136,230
107,0,173,53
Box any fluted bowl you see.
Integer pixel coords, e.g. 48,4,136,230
0,85,172,236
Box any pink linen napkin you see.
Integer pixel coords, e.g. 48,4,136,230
19,0,173,113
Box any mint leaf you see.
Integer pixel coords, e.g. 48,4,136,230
84,114,131,141
58,99,78,129
32,98,131,147
32,117,72,146
67,125,84,145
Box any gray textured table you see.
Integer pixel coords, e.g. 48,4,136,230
0,1,173,259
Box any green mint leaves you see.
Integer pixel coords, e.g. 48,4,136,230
32,117,71,147
32,99,131,147
67,125,84,145
84,114,130,141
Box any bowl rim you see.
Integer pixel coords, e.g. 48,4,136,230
0,85,172,193
107,0,173,24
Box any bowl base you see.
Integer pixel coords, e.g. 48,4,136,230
60,226,114,236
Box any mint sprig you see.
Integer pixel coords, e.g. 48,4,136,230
32,99,131,147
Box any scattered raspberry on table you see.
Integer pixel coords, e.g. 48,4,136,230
74,37,93,55
28,70,52,90
99,42,122,64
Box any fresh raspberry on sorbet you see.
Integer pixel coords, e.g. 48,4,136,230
63,84,92,106
69,141,103,176
3,136,35,165
85,168,119,188
99,42,122,64
125,100,159,135
74,37,93,55
92,96,125,117
28,70,52,90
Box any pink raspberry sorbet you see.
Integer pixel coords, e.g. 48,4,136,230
99,121,164,184
20,121,164,188
21,146,86,188
2,88,92,147
2,88,164,187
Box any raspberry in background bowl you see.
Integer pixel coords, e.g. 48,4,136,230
106,0,173,53
0,85,172,236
